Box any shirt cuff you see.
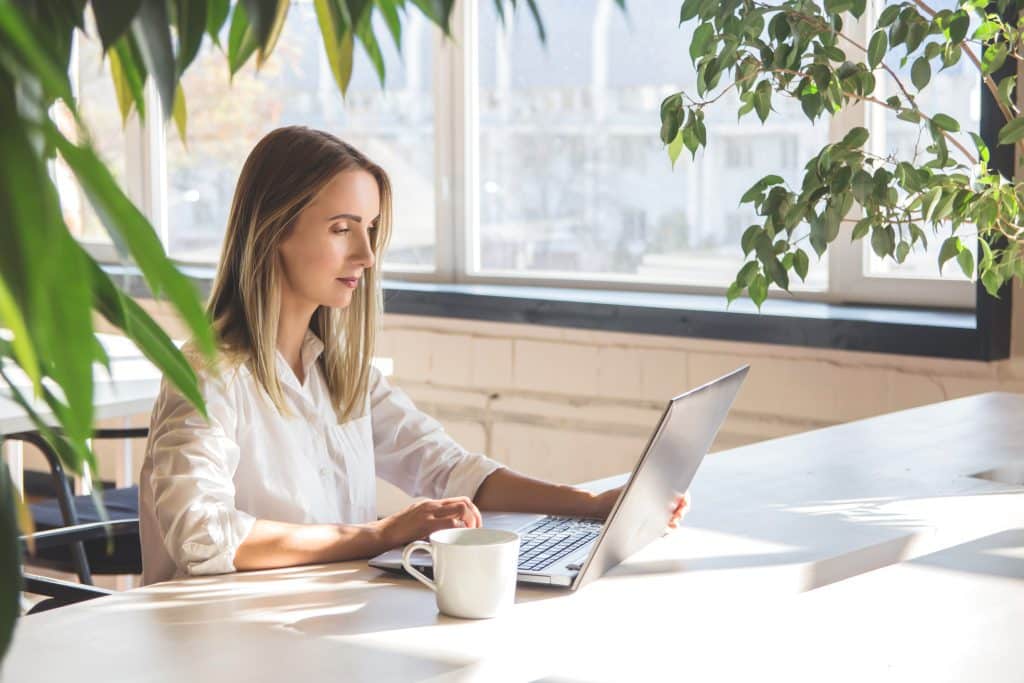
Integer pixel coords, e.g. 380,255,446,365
442,454,506,501
183,507,258,576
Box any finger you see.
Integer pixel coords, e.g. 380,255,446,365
451,497,482,528
433,502,479,528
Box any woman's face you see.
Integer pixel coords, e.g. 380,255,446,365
278,169,380,310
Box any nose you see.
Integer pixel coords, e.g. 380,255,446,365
352,228,375,270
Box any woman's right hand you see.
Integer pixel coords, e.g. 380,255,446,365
375,496,483,548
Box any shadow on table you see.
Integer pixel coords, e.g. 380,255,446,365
909,528,1024,581
108,562,567,638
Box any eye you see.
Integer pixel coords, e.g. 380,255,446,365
330,224,350,234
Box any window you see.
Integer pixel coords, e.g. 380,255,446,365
472,0,829,290
69,0,980,309
163,1,436,268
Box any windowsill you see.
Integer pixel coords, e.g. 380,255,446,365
100,264,995,361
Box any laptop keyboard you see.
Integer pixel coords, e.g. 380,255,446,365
517,516,602,572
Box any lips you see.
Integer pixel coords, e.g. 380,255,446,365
336,277,360,289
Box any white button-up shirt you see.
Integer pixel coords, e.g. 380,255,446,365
139,331,504,585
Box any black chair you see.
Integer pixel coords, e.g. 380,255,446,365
20,519,139,614
9,427,147,585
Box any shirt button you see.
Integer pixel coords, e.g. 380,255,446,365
319,465,330,478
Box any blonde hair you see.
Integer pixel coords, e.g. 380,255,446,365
206,125,393,422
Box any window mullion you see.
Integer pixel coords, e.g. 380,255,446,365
433,5,455,281
447,0,479,284
824,9,870,303
140,80,169,253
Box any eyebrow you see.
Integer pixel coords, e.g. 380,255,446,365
326,213,380,223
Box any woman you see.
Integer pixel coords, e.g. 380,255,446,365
139,126,686,585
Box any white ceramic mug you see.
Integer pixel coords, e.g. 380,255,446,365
401,528,520,619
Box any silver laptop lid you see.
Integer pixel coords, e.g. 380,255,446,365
572,365,749,590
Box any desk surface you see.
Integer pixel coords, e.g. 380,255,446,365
5,392,1024,682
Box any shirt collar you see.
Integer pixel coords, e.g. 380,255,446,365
275,329,325,391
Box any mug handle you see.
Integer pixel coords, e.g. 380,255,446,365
401,540,436,592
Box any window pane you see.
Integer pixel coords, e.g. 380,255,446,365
865,0,977,281
475,1,828,290
56,14,126,244
166,1,436,268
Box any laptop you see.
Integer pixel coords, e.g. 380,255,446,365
369,365,749,591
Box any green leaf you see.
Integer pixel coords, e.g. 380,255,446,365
979,236,994,269
981,42,1008,74
956,247,974,279
523,0,546,44
172,83,187,148
931,113,959,132
108,36,147,124
793,248,809,281
173,0,206,75
667,129,684,168
741,225,760,256
911,57,931,90
948,12,969,44
0,3,75,104
689,22,714,62
410,0,454,35
868,30,887,68
207,0,230,45
0,275,41,395
132,0,177,119
242,0,280,49
896,108,920,123
749,273,768,308
909,223,928,250
255,0,290,67
0,462,22,662
737,261,759,287
981,269,1002,296
377,0,403,52
726,280,744,305
680,0,702,23
92,0,143,52
877,4,900,27
754,81,771,123
228,0,260,75
851,216,872,240
355,7,386,85
870,224,895,257
997,117,1024,145
841,126,869,148
938,236,961,274
314,0,355,96
895,241,910,263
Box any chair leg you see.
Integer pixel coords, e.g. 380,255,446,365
8,432,94,585
23,573,112,614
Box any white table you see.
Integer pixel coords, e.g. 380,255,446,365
4,392,1022,682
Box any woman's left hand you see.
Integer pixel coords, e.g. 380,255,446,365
588,487,690,529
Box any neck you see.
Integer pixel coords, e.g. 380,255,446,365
277,290,317,383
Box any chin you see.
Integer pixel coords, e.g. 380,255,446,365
325,293,355,309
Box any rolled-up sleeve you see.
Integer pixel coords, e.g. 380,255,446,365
144,371,257,576
369,366,504,500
